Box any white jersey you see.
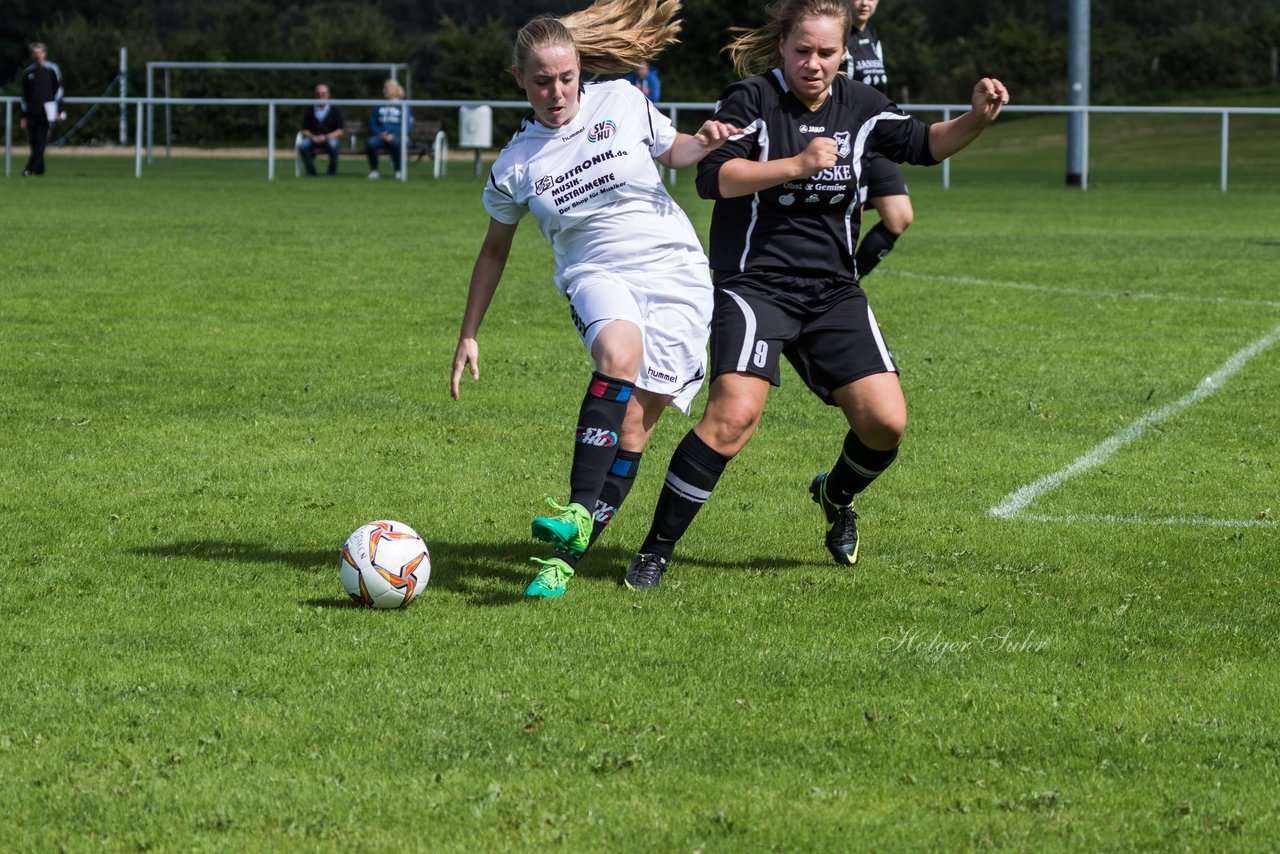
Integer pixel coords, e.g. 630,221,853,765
484,80,706,292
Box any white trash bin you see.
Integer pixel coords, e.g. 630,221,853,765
459,105,493,176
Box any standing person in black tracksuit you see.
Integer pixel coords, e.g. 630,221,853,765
620,0,1008,588
845,0,912,280
19,42,65,177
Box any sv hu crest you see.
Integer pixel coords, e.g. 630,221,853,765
588,120,617,142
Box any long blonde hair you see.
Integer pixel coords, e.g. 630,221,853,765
513,0,682,77
725,0,851,78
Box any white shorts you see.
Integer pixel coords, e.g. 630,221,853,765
564,263,712,414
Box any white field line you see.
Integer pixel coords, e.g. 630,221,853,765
887,271,1280,311
989,321,1280,521
1016,513,1277,528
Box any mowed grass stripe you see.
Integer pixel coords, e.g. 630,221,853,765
887,270,1280,311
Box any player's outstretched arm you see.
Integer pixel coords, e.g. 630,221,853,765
927,77,1009,161
451,218,518,400
656,120,741,170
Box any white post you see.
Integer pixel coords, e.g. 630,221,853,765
433,130,447,179
146,64,154,163
119,47,128,146
4,101,11,177
942,108,951,189
1080,107,1089,191
164,68,172,159
268,102,276,180
1220,111,1229,193
667,107,679,185
1066,0,1090,186
135,101,144,178
400,106,409,181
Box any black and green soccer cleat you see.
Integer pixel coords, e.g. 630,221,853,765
809,473,860,566
623,552,668,590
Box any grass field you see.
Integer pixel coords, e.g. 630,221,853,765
2,117,1278,851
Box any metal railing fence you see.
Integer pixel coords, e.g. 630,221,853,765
3,96,1278,191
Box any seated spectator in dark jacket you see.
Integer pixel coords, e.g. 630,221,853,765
297,83,344,176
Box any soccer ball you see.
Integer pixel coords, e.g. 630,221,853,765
340,520,431,609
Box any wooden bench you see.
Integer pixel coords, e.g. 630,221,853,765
337,118,442,161
295,117,443,175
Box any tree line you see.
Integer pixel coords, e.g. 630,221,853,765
5,0,1278,145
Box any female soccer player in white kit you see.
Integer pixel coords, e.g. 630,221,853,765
449,0,739,598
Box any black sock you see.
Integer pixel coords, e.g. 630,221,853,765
640,430,730,560
557,449,643,569
568,372,633,509
825,430,899,506
854,222,899,279
590,449,642,547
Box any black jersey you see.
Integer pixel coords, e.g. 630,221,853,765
846,22,887,94
696,70,935,280
20,62,63,119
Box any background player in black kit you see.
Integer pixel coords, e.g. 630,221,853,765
621,0,1008,588
844,0,912,280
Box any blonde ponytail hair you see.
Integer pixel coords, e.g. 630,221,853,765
513,0,682,77
726,0,851,78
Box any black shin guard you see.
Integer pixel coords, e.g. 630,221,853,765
568,373,633,509
826,430,898,506
640,430,730,559
854,222,899,279
590,449,642,548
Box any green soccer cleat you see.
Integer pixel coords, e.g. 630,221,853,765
524,556,574,598
531,498,592,557
810,473,860,566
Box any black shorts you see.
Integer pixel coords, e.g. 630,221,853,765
860,153,909,204
709,271,898,405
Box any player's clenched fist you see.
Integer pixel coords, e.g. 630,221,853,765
971,77,1009,124
795,137,839,179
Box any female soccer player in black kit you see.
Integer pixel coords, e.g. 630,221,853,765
621,0,1008,588
845,0,911,279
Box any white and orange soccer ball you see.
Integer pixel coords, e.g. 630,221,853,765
340,520,431,609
